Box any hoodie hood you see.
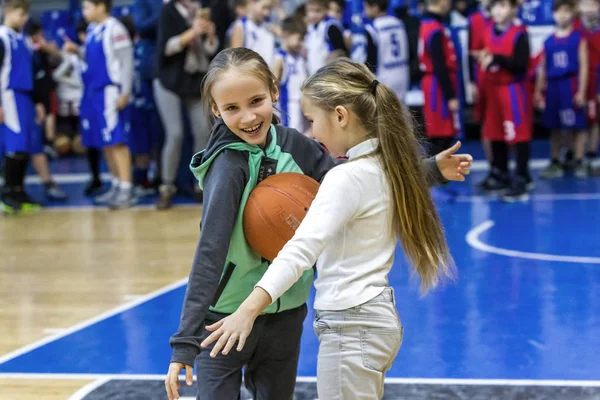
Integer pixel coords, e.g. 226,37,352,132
189,119,274,188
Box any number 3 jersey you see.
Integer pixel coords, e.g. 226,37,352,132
365,15,409,101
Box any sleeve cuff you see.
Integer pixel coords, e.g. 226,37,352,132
424,156,448,187
254,283,279,305
170,344,200,367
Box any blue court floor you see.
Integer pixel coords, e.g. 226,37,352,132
1,140,600,398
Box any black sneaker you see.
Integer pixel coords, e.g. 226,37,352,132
479,173,510,194
475,173,493,191
540,160,564,179
0,190,23,215
563,149,575,171
84,179,104,197
13,188,42,214
501,178,530,203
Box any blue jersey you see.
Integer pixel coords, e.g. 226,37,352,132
0,26,33,93
276,49,307,132
544,30,582,79
83,17,132,91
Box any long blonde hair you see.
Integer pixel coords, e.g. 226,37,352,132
302,59,455,294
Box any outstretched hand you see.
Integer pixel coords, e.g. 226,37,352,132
435,141,473,182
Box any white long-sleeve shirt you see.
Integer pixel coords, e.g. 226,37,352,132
256,138,397,311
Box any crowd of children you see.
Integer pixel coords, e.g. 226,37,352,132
464,0,600,202
1,0,600,214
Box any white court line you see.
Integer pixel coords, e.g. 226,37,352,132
466,220,600,264
43,202,200,212
456,193,600,202
1,373,600,387
42,328,67,335
67,378,110,400
0,278,189,365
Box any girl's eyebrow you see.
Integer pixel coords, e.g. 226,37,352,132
222,93,267,108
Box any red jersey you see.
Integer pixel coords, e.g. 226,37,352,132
484,23,527,84
418,18,457,75
576,23,600,99
469,10,493,53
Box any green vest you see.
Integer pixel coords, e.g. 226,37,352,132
190,125,315,315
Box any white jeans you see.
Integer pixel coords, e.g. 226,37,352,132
313,287,403,400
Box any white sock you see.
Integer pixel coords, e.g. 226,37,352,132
120,181,132,194
111,177,120,189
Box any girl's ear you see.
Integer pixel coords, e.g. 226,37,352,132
334,105,349,128
211,103,221,119
271,82,280,103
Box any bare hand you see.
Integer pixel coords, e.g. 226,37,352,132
165,362,194,400
0,107,4,124
534,92,545,110
480,53,493,70
470,83,478,103
201,310,257,357
448,98,459,112
116,94,129,111
205,21,216,37
62,40,79,54
35,103,46,125
574,91,585,108
435,141,473,182
192,18,209,36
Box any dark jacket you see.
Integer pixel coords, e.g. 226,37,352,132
155,0,204,99
133,0,162,80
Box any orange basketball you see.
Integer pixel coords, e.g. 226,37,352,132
243,173,320,262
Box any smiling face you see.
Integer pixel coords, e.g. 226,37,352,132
210,70,278,147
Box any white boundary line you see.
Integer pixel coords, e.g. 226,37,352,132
466,220,600,264
0,373,599,387
42,202,201,212
0,278,189,365
67,378,111,400
456,193,600,202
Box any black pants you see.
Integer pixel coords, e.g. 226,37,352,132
196,304,307,400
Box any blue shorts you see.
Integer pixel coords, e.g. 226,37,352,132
80,93,101,149
0,90,44,154
130,106,160,155
89,85,131,148
542,77,587,130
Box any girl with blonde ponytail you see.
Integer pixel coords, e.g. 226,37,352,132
199,58,471,400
